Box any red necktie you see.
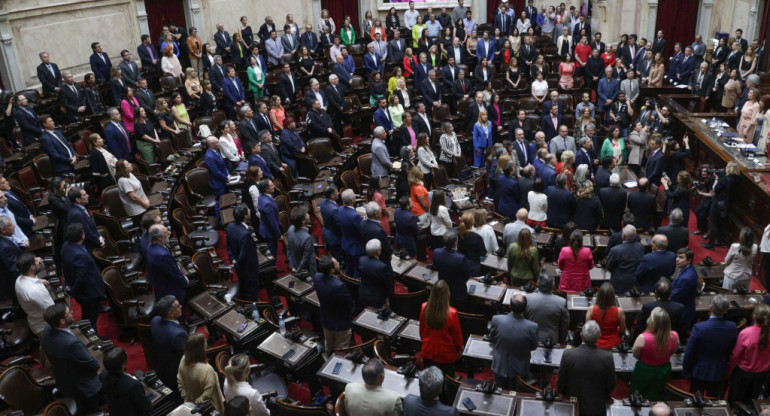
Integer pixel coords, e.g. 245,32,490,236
462,82,465,93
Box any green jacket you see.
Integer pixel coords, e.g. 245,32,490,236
599,137,627,165
340,27,356,45
507,243,540,281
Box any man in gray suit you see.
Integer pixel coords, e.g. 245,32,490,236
502,208,535,248
548,125,576,154
371,126,392,178
286,205,316,277
489,293,538,390
118,50,141,87
343,358,404,416
387,31,406,64
557,321,616,416
403,366,459,416
525,274,569,344
605,225,645,293
619,70,640,106
281,24,299,55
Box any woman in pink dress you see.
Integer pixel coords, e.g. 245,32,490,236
120,87,140,133
558,54,575,90
558,229,594,292
738,88,761,139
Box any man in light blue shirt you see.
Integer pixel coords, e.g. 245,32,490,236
463,10,476,33
0,196,29,247
404,1,420,29
425,15,442,39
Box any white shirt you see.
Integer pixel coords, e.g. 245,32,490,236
0,207,28,246
223,380,270,416
527,191,548,221
219,133,241,162
473,225,499,253
429,205,452,237
15,274,55,334
248,184,261,219
117,173,148,217
761,225,770,253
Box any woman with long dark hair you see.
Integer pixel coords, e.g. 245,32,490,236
133,106,160,163
416,132,437,189
557,230,594,292
507,228,539,285
86,133,117,192
586,283,626,349
662,170,692,226
458,212,486,277
429,189,452,248
115,159,149,221
419,280,463,376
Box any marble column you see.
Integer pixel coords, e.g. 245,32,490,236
747,0,759,41
646,0,658,41
696,0,713,39
312,0,322,29
475,0,488,24
135,0,150,36
0,11,24,90
183,0,202,33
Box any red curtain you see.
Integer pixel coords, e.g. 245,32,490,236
488,0,525,24
144,0,187,43
322,0,360,33
654,0,698,60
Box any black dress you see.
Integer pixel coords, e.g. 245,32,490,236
241,26,254,46
156,111,176,138
665,187,690,226
458,231,486,277
89,148,116,192
298,57,315,76
506,67,521,89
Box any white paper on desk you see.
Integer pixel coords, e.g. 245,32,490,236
623,181,638,188
227,175,240,184
392,161,402,170
488,221,499,226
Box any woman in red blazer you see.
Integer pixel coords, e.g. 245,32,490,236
419,280,464,376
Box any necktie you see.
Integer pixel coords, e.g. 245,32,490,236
218,65,224,77
70,85,77,96
263,114,270,127
520,141,527,163
501,16,505,33
461,81,465,93
249,118,256,131
697,73,703,89
147,45,154,60
52,131,74,158
117,123,130,151
47,64,55,77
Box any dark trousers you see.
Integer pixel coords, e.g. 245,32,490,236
74,392,101,415
265,238,278,260
763,252,770,293
708,204,726,245
696,198,711,232
728,367,768,403
423,358,456,377
493,373,518,391
345,252,360,278
690,377,724,398
77,297,102,334
438,159,454,177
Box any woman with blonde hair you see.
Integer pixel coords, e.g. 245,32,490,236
109,67,126,106
268,95,285,132
472,209,498,253
507,228,539,284
458,212,486,276
738,88,760,139
388,94,404,130
739,46,758,81
574,182,603,232
416,133,438,189
155,97,181,138
177,333,224,413
409,166,430,225
473,110,493,167
223,354,270,416
586,282,626,349
184,68,201,101
161,45,183,81
387,66,405,97
419,280,464,376
559,150,575,188
318,9,336,35
86,133,117,192
630,306,679,400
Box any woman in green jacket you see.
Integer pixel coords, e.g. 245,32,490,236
246,55,264,100
599,126,627,167
507,228,540,285
340,16,356,45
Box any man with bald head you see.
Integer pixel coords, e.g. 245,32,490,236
503,208,535,248
145,224,189,303
204,136,231,220
606,225,645,293
650,403,672,416
635,234,676,293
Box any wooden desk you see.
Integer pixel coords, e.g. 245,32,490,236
391,256,418,275
317,354,421,398
257,332,318,370
453,387,517,416
608,403,651,416
403,263,439,286
516,396,577,416
481,254,508,274
188,292,232,321
668,401,731,416
274,274,314,297
352,307,408,338
467,279,507,304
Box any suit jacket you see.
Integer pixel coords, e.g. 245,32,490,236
150,315,187,389
572,21,591,40
689,70,713,97
493,13,513,36
343,383,402,416
403,395,458,416
635,250,676,293
518,43,537,67
627,190,656,231
253,112,273,133
598,186,627,231
42,327,101,400
260,143,283,177
421,79,441,108
511,139,531,167
537,163,557,189
66,205,100,251
137,43,159,69
90,52,112,81
651,38,667,55
257,194,280,242
320,199,341,247
361,219,392,263
37,62,62,97
711,46,729,66
281,34,299,53
100,371,153,416
222,76,246,107
208,64,226,94
226,222,260,288
413,62,431,93
394,208,418,253
496,175,520,218
14,106,42,145
545,186,575,228
104,121,133,161
363,52,382,75
726,50,743,71
682,317,737,381
676,55,696,83
638,299,685,337
146,243,187,302
474,66,495,91
441,65,459,93
540,113,562,141
575,148,593,176
257,23,276,43
0,236,22,300
605,241,645,293
620,79,640,103
433,248,470,307
358,255,393,309
306,109,334,137
214,31,232,56
205,148,229,195
313,272,354,331
557,344,615,415
388,39,407,63
5,191,33,238
135,88,156,117
594,167,612,191
265,38,284,65
525,291,569,344
656,224,689,253
119,60,141,86
304,88,328,109
476,39,495,62
542,100,566,117
326,84,345,118
671,265,699,326
238,117,260,145
620,44,639,67
287,226,317,276
59,83,85,120
332,63,352,88
278,72,299,103
338,205,365,256
300,32,319,53
489,313,538,378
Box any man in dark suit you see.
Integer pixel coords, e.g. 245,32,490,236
590,32,606,54
735,29,748,52
422,70,442,118
518,167,536,209
42,303,101,413
606,225,645,293
403,366,460,416
221,66,246,120
540,105,562,141
441,57,459,113
688,62,713,98
61,223,106,334
278,63,299,105
208,55,226,95
524,0,537,21
66,187,103,252
146,224,188,303
338,189,365,278
13,95,43,146
635,234,676,293
357,238,393,310
253,102,273,133
373,97,394,139
304,78,328,110
726,41,743,71
258,131,285,179
575,136,594,176
226,204,261,301
150,295,187,394
557,321,615,416
388,31,407,64
0,177,35,238
394,197,418,258
433,231,470,310
137,35,159,70
213,23,231,57
332,55,352,92
360,202,392,264
671,247,700,329
257,16,276,43
307,100,335,137
518,36,537,75
104,107,133,161
300,24,319,58
238,105,259,144
0,216,23,300
599,173,627,231
537,153,557,189
326,74,345,132
546,174,575,228
246,141,272,180
572,15,591,40
594,156,614,191
511,128,530,167
363,44,383,77
682,294,737,397
489,294,538,389
257,180,281,258
100,347,153,416
286,205,317,277
413,53,431,95
313,255,354,352
89,42,111,82
412,102,432,138
542,91,565,116
134,78,156,117
59,72,86,122
36,52,62,97
620,35,639,67
657,208,689,253
464,92,486,134
627,177,657,231
637,277,686,338
118,50,140,87
320,186,343,263
651,30,667,56
494,9,513,36
204,137,230,219
673,45,696,86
